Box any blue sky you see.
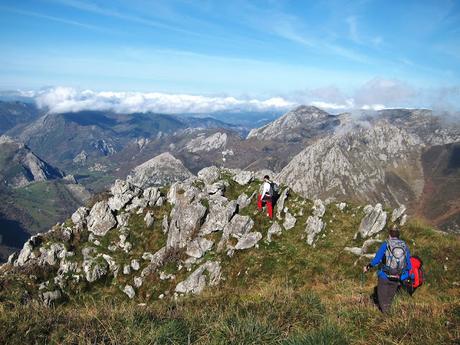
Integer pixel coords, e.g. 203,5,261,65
0,0,459,111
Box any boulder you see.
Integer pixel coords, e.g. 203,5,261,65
141,247,167,277
234,232,262,250
83,257,109,283
197,166,221,185
87,200,117,236
144,212,154,228
134,277,143,288
175,261,221,295
186,237,214,258
355,203,387,239
131,259,140,271
233,170,254,185
237,192,256,210
266,222,283,243
305,216,325,245
123,285,135,299
205,181,226,195
200,197,237,235
107,179,141,211
40,290,62,307
15,234,42,266
391,204,406,222
39,243,66,266
71,207,89,229
143,187,161,207
283,211,297,230
312,199,326,217
167,202,207,249
276,188,289,219
217,215,254,251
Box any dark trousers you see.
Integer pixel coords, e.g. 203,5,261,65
377,277,399,313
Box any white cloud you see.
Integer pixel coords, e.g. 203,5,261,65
32,87,296,114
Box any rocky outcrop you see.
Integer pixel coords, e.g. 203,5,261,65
305,216,325,246
355,204,387,239
233,170,254,185
266,222,283,243
87,201,117,236
234,232,262,250
217,215,254,251
175,261,221,295
283,211,297,230
167,201,207,249
197,166,221,185
108,180,141,211
127,152,193,188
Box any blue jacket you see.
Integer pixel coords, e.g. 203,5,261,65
370,239,412,281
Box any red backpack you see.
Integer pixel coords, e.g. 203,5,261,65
409,256,424,288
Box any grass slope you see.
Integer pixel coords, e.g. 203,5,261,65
0,177,459,344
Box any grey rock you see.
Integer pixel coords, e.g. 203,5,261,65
107,179,140,211
162,215,169,233
123,285,135,299
144,212,154,228
141,247,167,277
233,170,254,185
116,213,130,229
200,197,237,235
336,202,347,211
205,181,226,195
39,243,65,266
266,222,283,243
283,211,297,230
41,290,61,307
167,202,207,249
84,258,109,283
167,182,200,205
134,277,143,288
237,192,256,210
312,199,326,217
143,187,161,207
131,259,140,271
234,232,262,250
175,261,221,294
400,214,407,226
197,166,221,185
355,203,387,239
186,132,227,153
276,188,290,219
305,216,325,245
186,237,214,258
391,204,406,222
123,264,131,275
102,254,119,277
155,196,165,207
71,207,89,229
345,238,383,256
87,200,117,236
15,234,42,266
217,215,254,251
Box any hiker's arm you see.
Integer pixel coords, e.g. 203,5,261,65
370,242,387,267
363,242,386,273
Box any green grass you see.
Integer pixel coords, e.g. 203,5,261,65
0,179,459,344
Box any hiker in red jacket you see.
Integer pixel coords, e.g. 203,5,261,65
257,175,274,219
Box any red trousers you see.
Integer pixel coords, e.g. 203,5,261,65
257,194,273,219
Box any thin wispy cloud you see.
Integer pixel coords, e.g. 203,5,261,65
0,6,108,32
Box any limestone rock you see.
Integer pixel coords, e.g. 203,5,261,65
200,197,237,235
167,202,207,249
312,199,326,217
186,132,227,153
162,215,169,233
87,201,117,236
131,259,140,271
233,170,254,185
283,211,297,230
40,290,62,306
336,202,347,211
305,216,325,245
186,237,214,258
123,285,135,299
71,207,89,229
276,188,290,219
84,258,109,283
391,204,406,222
356,204,387,239
107,179,140,211
134,277,143,288
197,166,221,185
143,187,161,206
266,222,283,243
234,232,262,250
237,192,256,210
15,234,42,266
175,261,221,294
217,215,254,251
144,212,154,228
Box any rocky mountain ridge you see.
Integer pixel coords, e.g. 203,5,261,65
1,165,408,305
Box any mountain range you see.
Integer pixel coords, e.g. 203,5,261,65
0,101,459,261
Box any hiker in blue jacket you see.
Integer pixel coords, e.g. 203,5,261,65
363,226,412,313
